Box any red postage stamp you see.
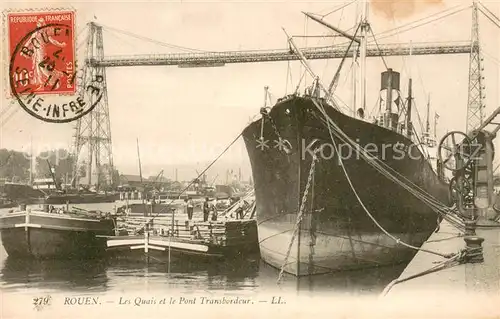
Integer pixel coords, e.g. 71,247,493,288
8,11,76,95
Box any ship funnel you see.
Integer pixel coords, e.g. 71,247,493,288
380,69,401,131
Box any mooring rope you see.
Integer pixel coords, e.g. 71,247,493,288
380,245,483,296
311,99,465,232
381,253,462,296
316,109,451,211
310,99,458,259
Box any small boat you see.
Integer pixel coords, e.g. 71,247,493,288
106,195,259,262
106,140,258,262
0,206,116,259
105,218,259,262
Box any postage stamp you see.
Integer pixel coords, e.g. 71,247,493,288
7,9,103,123
7,11,76,95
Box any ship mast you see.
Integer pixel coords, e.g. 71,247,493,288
425,94,431,136
359,0,369,111
406,42,413,139
282,28,334,103
352,1,360,116
406,78,413,139
302,3,365,112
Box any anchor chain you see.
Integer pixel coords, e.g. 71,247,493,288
260,107,292,154
277,149,319,283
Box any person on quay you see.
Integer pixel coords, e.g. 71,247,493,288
203,197,210,222
186,196,194,221
236,201,244,220
211,198,218,221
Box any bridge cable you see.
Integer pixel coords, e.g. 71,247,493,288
98,23,208,53
372,4,470,37
368,27,389,70
0,100,16,119
371,5,471,42
482,49,500,67
478,7,500,29
285,5,471,52
319,0,357,18
478,2,500,27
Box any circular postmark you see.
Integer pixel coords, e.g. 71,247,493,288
9,22,103,123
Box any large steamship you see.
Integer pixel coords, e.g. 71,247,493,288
242,4,450,276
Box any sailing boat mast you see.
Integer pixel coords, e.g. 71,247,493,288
137,138,143,185
434,112,439,138
29,136,33,186
137,138,148,218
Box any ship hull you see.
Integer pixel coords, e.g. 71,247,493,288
0,211,115,259
242,96,450,276
45,193,119,205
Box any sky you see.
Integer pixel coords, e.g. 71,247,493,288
1,0,499,180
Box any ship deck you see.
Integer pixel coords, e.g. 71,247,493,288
383,219,500,298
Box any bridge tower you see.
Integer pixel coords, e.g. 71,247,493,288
72,22,114,189
466,0,485,133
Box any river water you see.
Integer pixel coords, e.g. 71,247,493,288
0,203,406,297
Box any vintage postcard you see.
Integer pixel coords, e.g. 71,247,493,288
1,0,499,318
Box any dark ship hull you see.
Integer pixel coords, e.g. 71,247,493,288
0,200,16,209
45,193,119,205
242,96,450,276
0,210,115,259
0,183,45,205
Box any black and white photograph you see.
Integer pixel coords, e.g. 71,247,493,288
1,0,499,318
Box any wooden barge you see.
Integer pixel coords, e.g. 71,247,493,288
0,206,116,259
105,212,259,262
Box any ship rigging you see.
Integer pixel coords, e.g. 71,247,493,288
2,0,499,278
2,1,495,190
238,0,500,277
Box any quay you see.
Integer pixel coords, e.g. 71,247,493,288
382,218,500,297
